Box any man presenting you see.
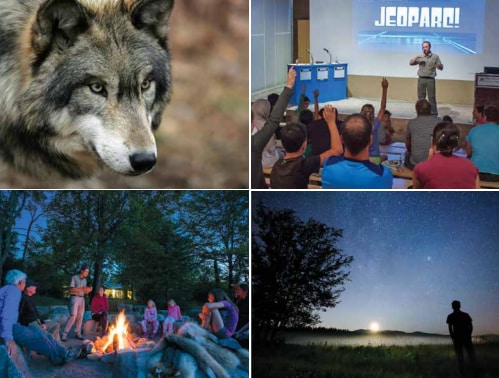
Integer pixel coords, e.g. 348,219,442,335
61,266,92,341
409,41,443,116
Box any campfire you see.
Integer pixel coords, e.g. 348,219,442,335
82,316,249,377
94,310,136,354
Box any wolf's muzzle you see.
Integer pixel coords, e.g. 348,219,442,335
130,152,156,174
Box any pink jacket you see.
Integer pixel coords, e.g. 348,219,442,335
144,307,157,322
168,305,182,320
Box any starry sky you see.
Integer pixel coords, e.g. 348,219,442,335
252,191,499,335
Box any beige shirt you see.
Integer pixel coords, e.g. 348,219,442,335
70,274,87,297
416,53,443,78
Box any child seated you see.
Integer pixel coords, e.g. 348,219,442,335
199,288,238,339
163,299,182,336
140,299,159,338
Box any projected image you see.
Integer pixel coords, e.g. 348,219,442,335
353,0,485,55
357,31,478,54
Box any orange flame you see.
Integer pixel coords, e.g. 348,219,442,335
102,309,129,351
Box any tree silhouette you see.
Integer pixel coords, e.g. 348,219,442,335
1,191,248,307
0,191,29,279
252,202,353,343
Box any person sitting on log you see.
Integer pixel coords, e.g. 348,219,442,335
140,299,159,339
90,287,109,336
199,288,238,339
163,299,182,336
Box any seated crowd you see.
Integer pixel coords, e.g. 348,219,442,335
251,66,499,189
0,269,249,370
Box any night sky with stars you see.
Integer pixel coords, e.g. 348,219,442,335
252,191,499,335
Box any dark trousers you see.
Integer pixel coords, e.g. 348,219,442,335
404,154,416,170
453,337,476,375
91,312,108,333
418,77,438,115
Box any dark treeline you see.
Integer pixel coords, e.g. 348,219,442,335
0,191,248,310
252,201,353,343
283,326,352,335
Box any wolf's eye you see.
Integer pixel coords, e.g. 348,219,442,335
89,83,105,95
141,79,152,91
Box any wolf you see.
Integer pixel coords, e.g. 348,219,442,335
0,0,174,179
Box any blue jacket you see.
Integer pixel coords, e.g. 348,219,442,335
0,285,21,341
322,156,393,189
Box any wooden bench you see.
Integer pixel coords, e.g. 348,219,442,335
264,175,321,189
263,167,412,189
389,165,499,189
264,159,499,189
478,180,499,189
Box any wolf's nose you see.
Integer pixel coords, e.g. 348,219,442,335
130,152,156,173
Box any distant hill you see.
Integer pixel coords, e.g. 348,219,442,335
351,329,447,337
283,327,446,337
285,327,499,341
474,334,499,343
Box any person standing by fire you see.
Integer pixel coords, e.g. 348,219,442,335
61,266,92,341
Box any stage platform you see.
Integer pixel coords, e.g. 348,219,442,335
316,97,473,123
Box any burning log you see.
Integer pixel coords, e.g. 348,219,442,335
82,308,248,377
99,310,135,353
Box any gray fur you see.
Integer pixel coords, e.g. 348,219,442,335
167,335,228,378
0,0,173,179
175,351,201,378
112,322,248,378
177,322,243,371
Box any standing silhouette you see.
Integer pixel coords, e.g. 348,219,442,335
446,300,476,376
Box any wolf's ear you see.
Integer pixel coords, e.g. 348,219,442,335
131,0,174,47
32,0,89,57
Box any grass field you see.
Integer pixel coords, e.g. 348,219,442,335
252,343,499,378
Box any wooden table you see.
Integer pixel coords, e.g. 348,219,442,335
380,142,406,157
388,166,413,180
380,142,467,158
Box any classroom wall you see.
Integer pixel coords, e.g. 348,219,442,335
347,76,475,105
251,0,293,95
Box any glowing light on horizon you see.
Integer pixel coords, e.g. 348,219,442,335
370,321,380,332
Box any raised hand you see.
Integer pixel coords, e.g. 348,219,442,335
323,104,336,123
286,66,297,89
